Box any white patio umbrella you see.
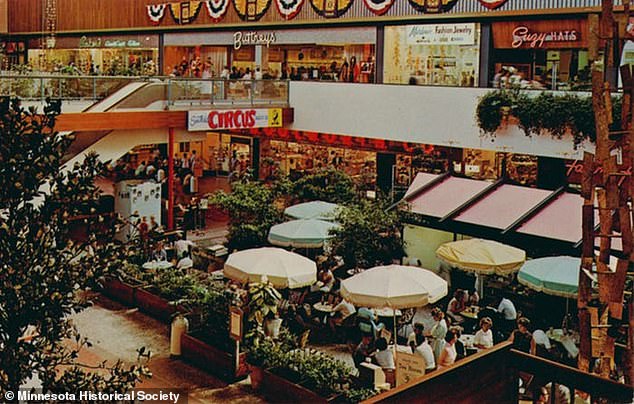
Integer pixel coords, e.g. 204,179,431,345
436,238,526,276
268,219,338,249
224,247,317,289
340,265,448,309
284,200,339,221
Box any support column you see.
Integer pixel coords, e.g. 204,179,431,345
168,127,175,230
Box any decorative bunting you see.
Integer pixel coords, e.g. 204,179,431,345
309,0,353,18
363,0,394,15
204,0,230,22
169,1,203,24
275,0,304,19
477,0,509,9
147,4,167,24
407,0,458,13
233,0,273,21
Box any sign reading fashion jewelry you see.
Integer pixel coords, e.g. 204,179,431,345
233,31,276,50
188,108,283,131
406,23,476,46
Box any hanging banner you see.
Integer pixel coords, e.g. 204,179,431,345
204,0,230,22
406,23,476,46
363,0,395,16
309,0,353,19
188,108,283,131
275,0,305,19
407,0,458,14
147,4,167,24
477,0,508,9
169,1,203,24
233,0,273,21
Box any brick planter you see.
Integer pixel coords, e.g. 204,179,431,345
180,333,248,382
100,277,140,307
260,368,341,403
134,287,177,323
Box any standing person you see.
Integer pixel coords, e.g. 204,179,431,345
508,317,536,355
437,329,458,370
220,65,230,79
349,56,360,83
339,59,349,83
430,308,448,362
497,296,518,337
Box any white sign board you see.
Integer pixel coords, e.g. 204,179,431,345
187,108,282,131
406,23,476,46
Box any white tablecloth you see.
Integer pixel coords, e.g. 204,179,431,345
142,260,173,270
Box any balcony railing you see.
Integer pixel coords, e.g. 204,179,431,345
0,74,290,107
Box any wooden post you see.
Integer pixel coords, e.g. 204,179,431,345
168,127,175,230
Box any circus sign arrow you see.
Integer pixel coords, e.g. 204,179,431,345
478,0,508,9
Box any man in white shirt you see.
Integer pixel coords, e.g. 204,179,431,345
174,238,194,259
413,333,436,373
497,297,517,336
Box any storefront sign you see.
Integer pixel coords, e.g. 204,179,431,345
493,19,587,49
233,31,276,50
188,108,283,131
79,36,146,48
511,27,578,49
395,351,425,387
565,159,632,186
406,23,476,46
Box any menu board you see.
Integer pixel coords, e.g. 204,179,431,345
395,351,425,387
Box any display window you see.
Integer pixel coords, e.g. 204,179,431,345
261,140,376,185
394,146,450,187
383,23,480,87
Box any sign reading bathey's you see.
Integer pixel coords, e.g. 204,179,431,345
188,108,282,131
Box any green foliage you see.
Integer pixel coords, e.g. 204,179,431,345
475,89,623,148
245,280,281,347
342,387,378,403
290,168,358,204
0,98,150,393
329,198,404,269
210,181,283,251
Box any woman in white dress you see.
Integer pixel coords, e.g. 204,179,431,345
430,307,448,362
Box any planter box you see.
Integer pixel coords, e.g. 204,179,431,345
134,287,177,323
180,333,248,382
100,277,138,307
261,368,339,404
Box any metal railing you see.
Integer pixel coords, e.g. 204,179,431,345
0,74,290,107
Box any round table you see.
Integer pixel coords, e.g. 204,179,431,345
460,306,480,320
313,303,334,313
142,260,174,270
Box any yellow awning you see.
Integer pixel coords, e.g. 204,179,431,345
435,239,526,276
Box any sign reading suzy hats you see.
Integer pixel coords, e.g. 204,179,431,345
477,0,508,9
188,108,283,131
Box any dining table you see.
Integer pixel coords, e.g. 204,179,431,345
142,260,174,270
460,306,480,320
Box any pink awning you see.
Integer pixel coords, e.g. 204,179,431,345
455,185,554,229
516,193,584,243
406,176,491,218
403,172,440,199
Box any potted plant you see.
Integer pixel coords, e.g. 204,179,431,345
245,278,282,346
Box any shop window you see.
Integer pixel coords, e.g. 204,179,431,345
179,142,190,153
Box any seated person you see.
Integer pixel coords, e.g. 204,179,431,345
450,326,466,360
467,288,480,307
474,317,494,349
413,333,436,373
437,329,458,370
176,251,193,270
328,298,356,334
311,268,335,293
151,241,167,262
407,322,426,348
447,289,468,324
353,333,374,369
357,307,385,339
372,337,395,370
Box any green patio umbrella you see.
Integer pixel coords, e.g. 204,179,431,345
268,219,339,249
517,256,581,298
284,201,339,221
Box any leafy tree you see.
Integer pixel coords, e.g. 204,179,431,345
0,99,150,395
328,198,404,269
210,181,283,251
290,168,358,204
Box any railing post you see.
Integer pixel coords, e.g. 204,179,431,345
93,76,97,100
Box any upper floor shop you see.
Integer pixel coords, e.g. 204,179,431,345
0,1,630,91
